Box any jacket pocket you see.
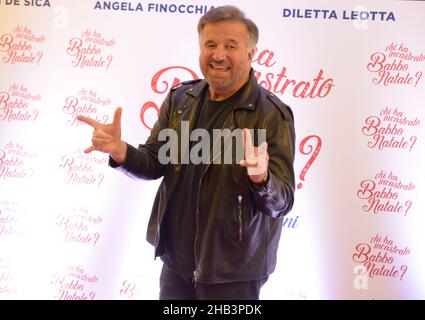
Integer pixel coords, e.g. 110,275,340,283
215,194,253,245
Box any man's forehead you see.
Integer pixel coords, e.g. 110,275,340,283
199,21,248,40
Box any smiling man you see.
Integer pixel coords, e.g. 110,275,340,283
78,5,296,300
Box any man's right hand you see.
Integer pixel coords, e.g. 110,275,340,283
77,107,127,164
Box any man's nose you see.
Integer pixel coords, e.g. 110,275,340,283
212,47,226,61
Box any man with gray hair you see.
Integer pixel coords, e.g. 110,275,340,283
78,5,295,300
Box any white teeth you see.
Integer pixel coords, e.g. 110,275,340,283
211,65,228,70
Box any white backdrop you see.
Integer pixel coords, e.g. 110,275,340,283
0,0,424,299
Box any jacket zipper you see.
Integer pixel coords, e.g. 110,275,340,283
238,195,243,243
193,178,201,282
193,119,237,282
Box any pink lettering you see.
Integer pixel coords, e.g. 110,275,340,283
253,48,277,67
255,67,334,98
363,198,404,214
368,134,409,150
0,92,10,110
67,38,101,56
2,50,37,64
364,262,399,279
352,243,371,263
0,34,13,52
151,66,199,94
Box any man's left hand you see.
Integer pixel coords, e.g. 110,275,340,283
239,128,269,185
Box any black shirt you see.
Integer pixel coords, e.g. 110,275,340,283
161,85,246,277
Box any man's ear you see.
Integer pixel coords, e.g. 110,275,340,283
248,46,256,60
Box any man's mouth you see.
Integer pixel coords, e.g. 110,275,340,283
210,63,230,72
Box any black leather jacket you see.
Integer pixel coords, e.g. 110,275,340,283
112,70,296,283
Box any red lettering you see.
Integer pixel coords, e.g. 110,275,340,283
357,179,375,200
352,243,371,263
150,66,199,94
67,37,83,56
362,116,380,136
258,66,334,98
253,48,277,67
0,92,10,110
63,96,78,115
368,54,408,73
140,101,160,131
0,34,13,52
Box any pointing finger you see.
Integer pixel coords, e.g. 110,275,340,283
112,107,122,129
84,145,96,154
77,115,100,129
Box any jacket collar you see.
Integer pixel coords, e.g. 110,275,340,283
186,68,259,111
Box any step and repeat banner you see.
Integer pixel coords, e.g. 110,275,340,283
0,0,424,299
